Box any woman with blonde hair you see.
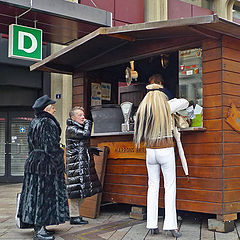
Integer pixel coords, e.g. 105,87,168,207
134,81,189,238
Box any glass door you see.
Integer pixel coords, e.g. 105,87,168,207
0,113,7,177
9,112,33,177
0,110,34,183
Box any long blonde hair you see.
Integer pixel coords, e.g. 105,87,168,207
134,84,172,147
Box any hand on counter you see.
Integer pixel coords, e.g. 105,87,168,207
187,175,190,183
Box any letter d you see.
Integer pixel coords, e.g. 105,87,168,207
18,31,37,53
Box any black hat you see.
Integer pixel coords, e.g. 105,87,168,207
32,95,56,110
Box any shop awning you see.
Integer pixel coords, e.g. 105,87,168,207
0,0,112,45
30,14,240,74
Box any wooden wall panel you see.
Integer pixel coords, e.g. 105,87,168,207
224,154,240,166
203,83,221,96
222,47,240,62
203,95,222,108
224,191,240,202
224,179,240,190
203,107,223,120
222,35,240,51
203,71,221,84
204,119,222,131
104,174,222,191
176,155,222,167
223,71,240,85
223,58,240,73
183,143,222,155
223,95,240,107
181,131,221,143
202,47,221,62
223,82,240,97
72,73,84,107
224,131,240,143
176,166,222,178
224,166,240,178
202,38,222,51
225,202,240,214
102,192,222,214
104,183,222,203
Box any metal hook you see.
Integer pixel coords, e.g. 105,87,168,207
15,0,33,25
34,20,37,28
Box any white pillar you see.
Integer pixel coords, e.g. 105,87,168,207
213,0,237,20
50,0,78,145
51,44,72,146
145,0,168,22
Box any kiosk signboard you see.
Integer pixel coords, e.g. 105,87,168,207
8,24,42,61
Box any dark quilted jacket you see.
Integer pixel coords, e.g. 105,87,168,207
66,118,102,199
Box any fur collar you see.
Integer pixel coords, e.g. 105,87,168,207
35,111,61,133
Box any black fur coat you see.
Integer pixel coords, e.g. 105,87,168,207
18,111,69,226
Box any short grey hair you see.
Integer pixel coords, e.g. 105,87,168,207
69,106,84,118
44,104,53,111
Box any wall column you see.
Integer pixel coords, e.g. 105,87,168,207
50,0,78,144
51,44,72,145
213,0,237,20
144,0,168,22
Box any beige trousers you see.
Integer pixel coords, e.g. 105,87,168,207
69,198,84,217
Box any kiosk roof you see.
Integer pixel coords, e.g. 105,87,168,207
30,14,240,74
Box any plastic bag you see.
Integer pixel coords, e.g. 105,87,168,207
15,193,34,229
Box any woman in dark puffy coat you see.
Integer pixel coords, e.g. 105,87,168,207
18,95,69,240
66,106,102,225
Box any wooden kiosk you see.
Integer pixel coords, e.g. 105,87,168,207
31,15,240,229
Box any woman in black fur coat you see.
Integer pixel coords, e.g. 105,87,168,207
18,95,69,240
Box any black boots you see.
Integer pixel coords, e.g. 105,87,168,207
149,228,159,235
33,226,55,240
70,216,88,225
170,229,182,238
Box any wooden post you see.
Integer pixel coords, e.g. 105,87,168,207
79,146,109,218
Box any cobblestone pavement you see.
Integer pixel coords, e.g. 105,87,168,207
1,183,240,240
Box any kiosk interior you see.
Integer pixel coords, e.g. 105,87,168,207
31,14,240,228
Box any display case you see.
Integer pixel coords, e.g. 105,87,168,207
179,48,203,106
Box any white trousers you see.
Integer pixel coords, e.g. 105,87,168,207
146,147,177,230
69,198,84,217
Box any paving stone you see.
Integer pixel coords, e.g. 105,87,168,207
215,228,239,240
179,217,201,240
201,219,215,240
99,230,115,239
108,226,131,240
122,222,148,240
